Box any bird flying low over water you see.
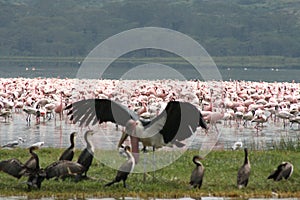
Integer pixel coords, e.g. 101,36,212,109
65,98,208,163
268,162,293,181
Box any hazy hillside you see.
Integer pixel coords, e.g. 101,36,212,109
1,0,300,58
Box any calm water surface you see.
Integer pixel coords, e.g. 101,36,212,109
0,66,300,82
1,112,299,152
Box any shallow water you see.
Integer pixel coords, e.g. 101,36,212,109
1,112,299,155
0,65,299,82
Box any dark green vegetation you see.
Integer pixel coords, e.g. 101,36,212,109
0,147,299,199
1,0,300,68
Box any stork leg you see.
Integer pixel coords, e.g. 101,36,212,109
152,146,156,180
143,151,147,182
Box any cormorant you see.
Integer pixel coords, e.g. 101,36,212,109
59,132,77,161
43,160,85,180
237,148,251,189
268,162,293,181
104,146,135,188
190,155,205,189
76,130,94,180
22,146,42,190
0,146,40,180
21,146,40,175
0,158,24,179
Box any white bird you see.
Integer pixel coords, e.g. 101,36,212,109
104,146,135,188
2,137,25,148
268,162,293,181
232,139,243,150
0,110,12,122
23,106,38,123
65,98,208,163
29,141,44,148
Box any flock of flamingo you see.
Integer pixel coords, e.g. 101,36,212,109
0,77,299,132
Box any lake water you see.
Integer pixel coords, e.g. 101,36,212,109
0,65,299,82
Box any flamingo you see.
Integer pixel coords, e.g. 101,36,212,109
275,105,294,128
0,109,12,122
54,92,64,121
23,106,38,124
251,109,270,131
242,110,255,127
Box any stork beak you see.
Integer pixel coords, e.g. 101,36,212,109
199,114,208,129
117,130,129,148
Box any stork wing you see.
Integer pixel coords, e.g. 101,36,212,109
144,101,207,145
65,99,139,127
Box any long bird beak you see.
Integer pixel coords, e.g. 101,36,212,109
118,129,139,164
117,130,129,148
199,113,208,129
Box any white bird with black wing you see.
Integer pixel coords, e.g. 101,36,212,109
268,162,293,181
65,98,208,163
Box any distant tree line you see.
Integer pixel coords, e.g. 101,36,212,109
1,0,300,58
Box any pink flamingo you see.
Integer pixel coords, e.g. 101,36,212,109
54,92,64,121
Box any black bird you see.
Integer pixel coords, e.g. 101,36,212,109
0,158,24,179
0,146,40,178
268,162,294,181
190,155,205,189
43,160,85,180
0,146,42,190
76,130,95,180
105,146,135,188
59,132,77,161
65,99,207,163
22,146,42,190
237,148,251,189
22,146,40,174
